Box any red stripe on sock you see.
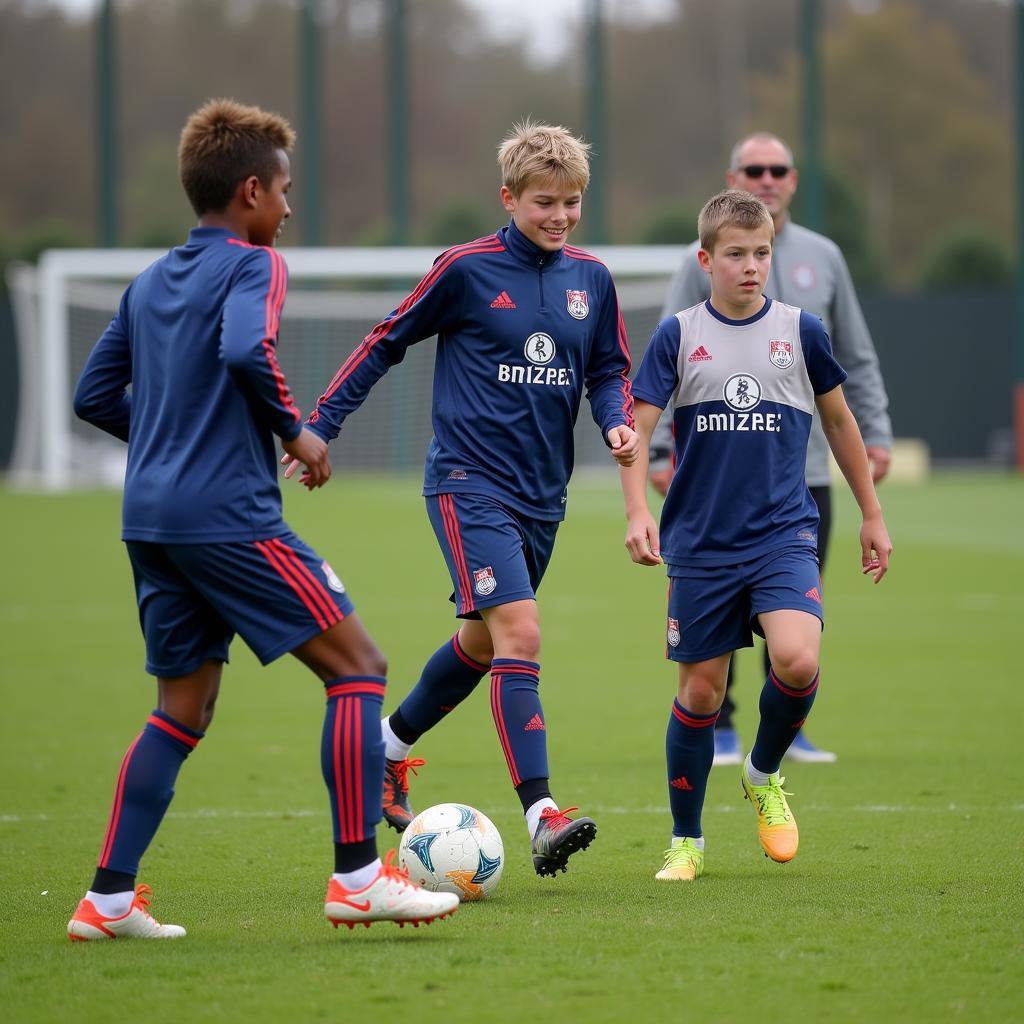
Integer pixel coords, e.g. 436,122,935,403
345,699,357,844
337,700,350,843
452,633,489,673
326,682,386,700
353,699,363,840
671,703,720,729
490,672,521,786
98,733,142,868
769,668,820,699
491,661,539,677
146,714,199,749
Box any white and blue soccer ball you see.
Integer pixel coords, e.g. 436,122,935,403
398,803,504,901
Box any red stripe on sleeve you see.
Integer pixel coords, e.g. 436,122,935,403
310,239,504,418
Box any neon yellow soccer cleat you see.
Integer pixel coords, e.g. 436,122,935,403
655,837,705,881
741,769,799,863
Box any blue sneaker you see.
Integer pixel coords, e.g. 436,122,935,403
712,727,743,767
785,730,837,763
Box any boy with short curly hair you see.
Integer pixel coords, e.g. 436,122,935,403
68,98,458,940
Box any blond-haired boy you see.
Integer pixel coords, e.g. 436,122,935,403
622,189,891,880
295,119,639,876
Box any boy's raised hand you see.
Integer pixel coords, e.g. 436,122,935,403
625,509,662,566
280,428,331,489
607,425,641,467
860,514,892,583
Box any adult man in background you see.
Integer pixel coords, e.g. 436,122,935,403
649,131,892,765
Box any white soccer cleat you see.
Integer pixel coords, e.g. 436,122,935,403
324,850,459,930
67,884,186,941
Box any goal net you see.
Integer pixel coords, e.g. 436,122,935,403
7,245,685,490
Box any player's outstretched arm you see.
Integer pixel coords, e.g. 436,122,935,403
281,428,331,490
621,400,663,566
816,386,892,583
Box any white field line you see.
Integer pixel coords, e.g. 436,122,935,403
1,803,1018,824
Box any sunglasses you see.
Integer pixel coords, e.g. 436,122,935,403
739,164,791,179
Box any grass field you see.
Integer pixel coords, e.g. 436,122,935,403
1,471,1022,1022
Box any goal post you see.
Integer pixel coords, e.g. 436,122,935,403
10,245,686,491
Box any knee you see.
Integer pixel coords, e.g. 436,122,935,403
363,643,388,679
500,619,541,662
344,640,387,680
198,694,218,732
771,649,819,688
681,674,725,714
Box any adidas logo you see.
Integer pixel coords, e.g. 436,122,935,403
490,290,516,309
524,713,546,732
687,345,712,362
670,776,693,791
805,586,822,604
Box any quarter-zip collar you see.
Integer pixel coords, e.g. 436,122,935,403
499,218,565,271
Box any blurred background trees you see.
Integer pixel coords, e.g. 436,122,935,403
0,0,1015,289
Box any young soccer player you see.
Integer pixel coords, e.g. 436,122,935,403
67,99,458,939
288,119,639,876
621,190,892,881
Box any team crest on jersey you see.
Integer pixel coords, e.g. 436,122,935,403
724,373,762,411
566,289,589,319
769,339,794,369
321,561,346,593
667,618,681,648
524,333,556,365
473,566,497,596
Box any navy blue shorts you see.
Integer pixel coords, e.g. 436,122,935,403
425,493,560,618
665,547,823,663
126,531,355,677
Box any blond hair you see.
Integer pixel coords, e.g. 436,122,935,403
698,189,774,251
497,119,590,197
179,98,295,216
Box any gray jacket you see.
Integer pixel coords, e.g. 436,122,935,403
650,219,891,486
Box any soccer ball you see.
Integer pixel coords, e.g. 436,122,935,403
398,803,504,901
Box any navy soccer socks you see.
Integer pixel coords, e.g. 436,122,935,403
750,668,820,774
489,659,553,811
665,699,719,839
91,710,203,894
388,633,490,748
321,676,386,872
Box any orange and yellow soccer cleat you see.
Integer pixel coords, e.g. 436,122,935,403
324,850,459,930
67,884,185,941
655,837,705,881
741,768,799,863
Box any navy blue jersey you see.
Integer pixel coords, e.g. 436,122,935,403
307,220,634,521
632,298,847,566
74,227,302,542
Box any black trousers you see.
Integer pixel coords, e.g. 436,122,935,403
717,485,832,729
